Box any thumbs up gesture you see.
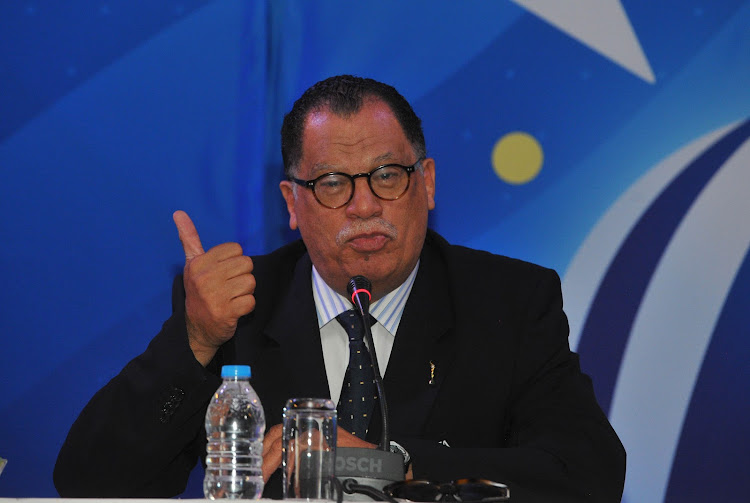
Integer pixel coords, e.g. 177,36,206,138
173,210,256,366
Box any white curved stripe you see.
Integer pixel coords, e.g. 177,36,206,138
610,137,750,503
562,121,741,350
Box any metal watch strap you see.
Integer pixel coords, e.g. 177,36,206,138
389,440,411,469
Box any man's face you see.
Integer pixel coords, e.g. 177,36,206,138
279,99,436,300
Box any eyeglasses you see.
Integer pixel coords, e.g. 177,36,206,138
383,479,510,502
290,157,425,209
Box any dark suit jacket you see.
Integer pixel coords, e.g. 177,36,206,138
54,230,625,502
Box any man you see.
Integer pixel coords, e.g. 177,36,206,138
54,75,625,502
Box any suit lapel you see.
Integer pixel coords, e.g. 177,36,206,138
250,253,330,424
380,240,457,439
268,253,330,396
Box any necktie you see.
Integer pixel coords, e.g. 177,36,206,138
336,309,377,439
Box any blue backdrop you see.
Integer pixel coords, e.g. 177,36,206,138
1,1,748,502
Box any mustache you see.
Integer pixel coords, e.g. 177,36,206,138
336,219,398,245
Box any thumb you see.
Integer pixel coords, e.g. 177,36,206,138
173,210,205,260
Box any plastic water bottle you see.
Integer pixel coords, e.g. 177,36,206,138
204,365,266,499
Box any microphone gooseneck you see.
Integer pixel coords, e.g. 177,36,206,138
346,276,390,452
334,277,405,496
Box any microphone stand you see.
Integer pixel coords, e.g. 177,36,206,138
334,276,405,500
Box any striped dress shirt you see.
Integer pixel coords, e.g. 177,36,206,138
312,262,419,404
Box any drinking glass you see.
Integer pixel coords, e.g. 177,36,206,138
282,398,337,501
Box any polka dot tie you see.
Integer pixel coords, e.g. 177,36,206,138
336,309,377,439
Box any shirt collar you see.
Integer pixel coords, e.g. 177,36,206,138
312,261,420,335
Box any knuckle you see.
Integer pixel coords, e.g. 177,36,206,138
237,295,256,315
244,255,254,271
223,242,243,255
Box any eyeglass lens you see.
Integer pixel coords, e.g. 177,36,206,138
314,164,409,207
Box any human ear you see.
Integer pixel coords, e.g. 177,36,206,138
279,181,299,230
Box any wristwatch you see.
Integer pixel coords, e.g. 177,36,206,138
389,440,411,471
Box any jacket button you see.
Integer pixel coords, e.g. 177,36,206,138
159,387,185,423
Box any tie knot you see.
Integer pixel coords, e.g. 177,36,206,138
336,309,371,342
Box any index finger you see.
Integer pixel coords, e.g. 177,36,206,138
336,427,377,449
263,424,284,456
173,210,205,260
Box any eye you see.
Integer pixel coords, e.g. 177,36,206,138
372,166,404,186
317,175,348,192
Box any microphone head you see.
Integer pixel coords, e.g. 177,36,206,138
347,275,372,311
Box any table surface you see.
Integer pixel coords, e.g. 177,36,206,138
0,500,215,502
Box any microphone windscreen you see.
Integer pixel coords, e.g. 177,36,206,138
347,276,372,311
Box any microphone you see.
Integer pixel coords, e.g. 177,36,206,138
346,276,389,451
335,276,404,499
348,275,372,316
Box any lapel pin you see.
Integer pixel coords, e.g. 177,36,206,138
428,360,436,386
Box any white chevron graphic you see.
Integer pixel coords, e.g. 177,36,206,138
510,0,656,83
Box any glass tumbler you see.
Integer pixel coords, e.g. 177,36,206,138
282,398,337,501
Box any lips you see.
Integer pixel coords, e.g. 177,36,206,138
347,232,390,252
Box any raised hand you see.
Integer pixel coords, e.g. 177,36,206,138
173,210,256,366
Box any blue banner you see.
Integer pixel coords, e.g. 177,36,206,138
1,2,748,501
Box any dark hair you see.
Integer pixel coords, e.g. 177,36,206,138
280,75,426,177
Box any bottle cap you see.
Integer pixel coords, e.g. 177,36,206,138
221,365,252,379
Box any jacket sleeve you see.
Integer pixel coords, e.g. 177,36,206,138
398,266,626,503
53,276,222,497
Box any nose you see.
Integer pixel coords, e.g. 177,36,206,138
345,177,382,219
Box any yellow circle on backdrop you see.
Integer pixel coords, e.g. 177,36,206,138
491,132,544,184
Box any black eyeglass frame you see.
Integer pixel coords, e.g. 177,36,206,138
290,157,426,209
383,478,510,502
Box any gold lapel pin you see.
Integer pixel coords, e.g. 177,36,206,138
428,360,436,386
